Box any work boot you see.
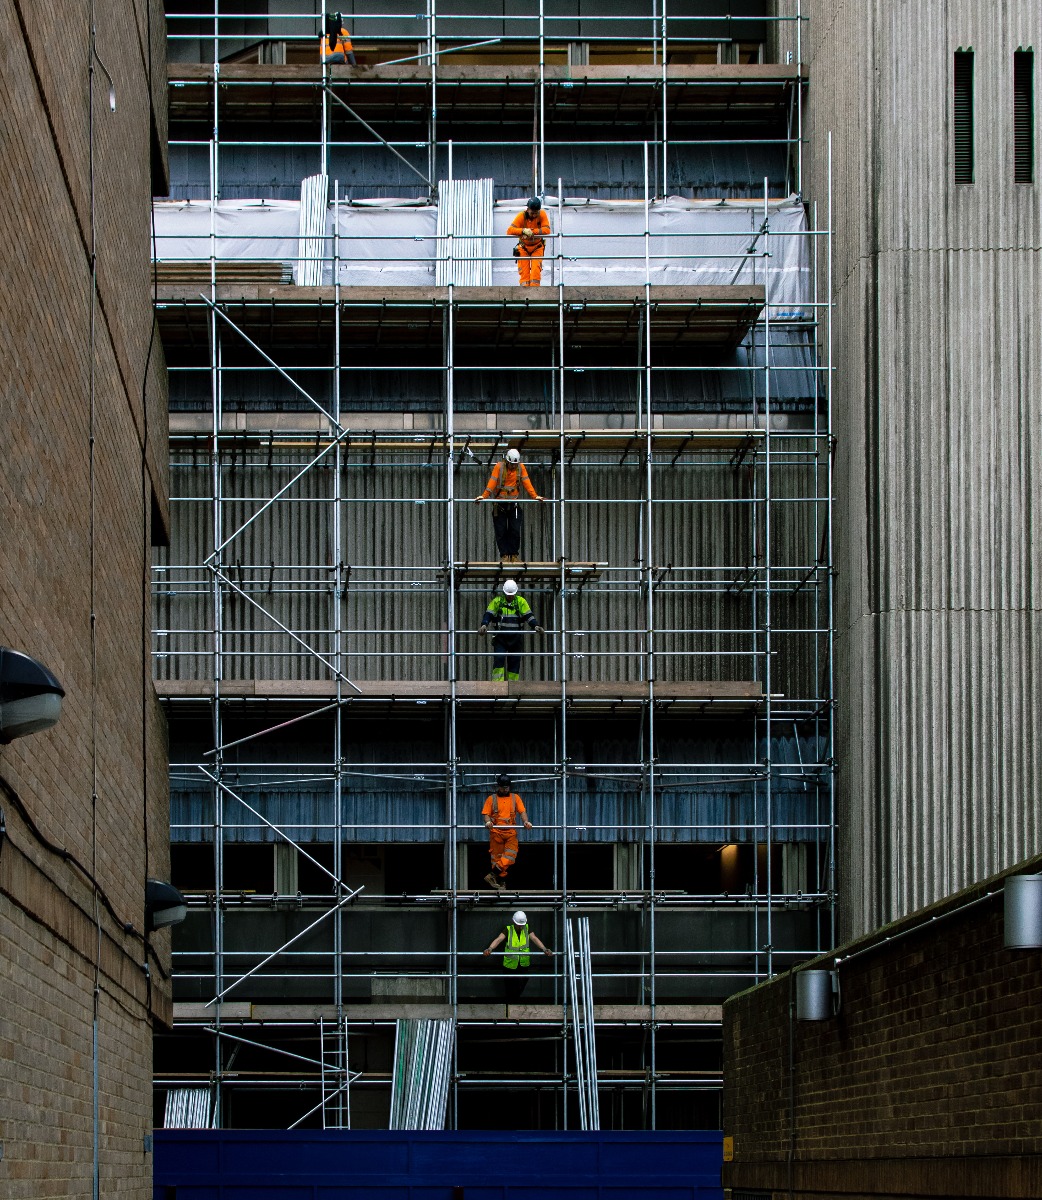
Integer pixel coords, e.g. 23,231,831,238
484,872,504,891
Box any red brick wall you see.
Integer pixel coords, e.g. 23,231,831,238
723,856,1042,1199
0,1,169,1196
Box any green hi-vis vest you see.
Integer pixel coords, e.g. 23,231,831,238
503,923,530,970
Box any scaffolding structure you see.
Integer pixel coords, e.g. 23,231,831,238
153,1,831,1132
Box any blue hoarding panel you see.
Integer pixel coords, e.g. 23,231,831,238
154,1130,722,1200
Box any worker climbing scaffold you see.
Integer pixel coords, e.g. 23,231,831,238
474,448,544,563
481,776,534,891
478,579,544,681
507,197,552,286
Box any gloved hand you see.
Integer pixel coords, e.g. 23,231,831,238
474,496,484,502
478,625,488,636
536,495,545,502
534,626,545,634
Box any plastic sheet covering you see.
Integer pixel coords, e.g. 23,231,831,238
490,195,810,306
152,198,303,265
154,194,811,311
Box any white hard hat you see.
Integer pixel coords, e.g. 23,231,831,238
506,448,521,464
512,910,527,925
502,578,518,597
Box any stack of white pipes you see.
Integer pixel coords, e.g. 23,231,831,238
163,1086,212,1129
435,177,494,287
388,1018,454,1130
565,916,600,1130
295,173,329,285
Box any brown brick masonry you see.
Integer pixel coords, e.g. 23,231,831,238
723,854,1042,1200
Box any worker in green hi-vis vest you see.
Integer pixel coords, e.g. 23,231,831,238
478,578,545,681
483,910,553,1003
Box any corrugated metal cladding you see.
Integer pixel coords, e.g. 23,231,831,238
801,1,1042,938
166,0,769,62
155,445,828,693
168,143,789,203
169,727,829,845
167,332,820,414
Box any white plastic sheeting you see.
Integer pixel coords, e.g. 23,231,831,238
153,194,810,310
153,198,303,264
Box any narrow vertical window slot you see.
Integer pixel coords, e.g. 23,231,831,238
1014,50,1034,183
954,50,974,184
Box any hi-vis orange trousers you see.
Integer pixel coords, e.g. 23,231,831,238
516,244,545,286
489,828,519,878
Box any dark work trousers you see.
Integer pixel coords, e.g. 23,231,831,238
492,503,523,557
492,632,524,681
503,967,530,1003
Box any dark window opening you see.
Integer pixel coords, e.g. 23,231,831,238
954,50,974,184
170,843,216,892
1015,50,1034,183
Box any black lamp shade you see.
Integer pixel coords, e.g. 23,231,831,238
0,648,65,743
146,879,188,932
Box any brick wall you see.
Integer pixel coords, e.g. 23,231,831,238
0,1,169,1196
722,855,1042,1199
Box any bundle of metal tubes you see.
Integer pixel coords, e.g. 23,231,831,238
388,1018,454,1130
296,173,328,286
565,916,601,1130
435,177,494,287
163,1086,212,1129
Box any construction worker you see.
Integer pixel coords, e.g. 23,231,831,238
321,11,356,66
474,447,544,563
479,579,544,682
481,774,533,889
507,197,552,287
483,910,552,1003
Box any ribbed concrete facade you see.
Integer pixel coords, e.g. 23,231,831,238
794,1,1042,936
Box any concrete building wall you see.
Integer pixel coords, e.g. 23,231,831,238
796,0,1042,937
0,1,170,1196
722,856,1042,1199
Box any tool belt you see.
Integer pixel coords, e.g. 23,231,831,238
513,238,545,256
493,501,520,516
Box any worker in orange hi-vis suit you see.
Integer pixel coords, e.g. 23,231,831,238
507,198,552,286
321,11,356,65
474,447,544,562
481,774,533,890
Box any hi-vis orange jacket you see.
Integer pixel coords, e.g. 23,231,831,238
480,461,539,501
323,26,353,56
507,209,552,247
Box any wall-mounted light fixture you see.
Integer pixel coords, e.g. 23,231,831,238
796,967,839,1020
0,648,65,744
145,879,188,933
1004,873,1042,949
